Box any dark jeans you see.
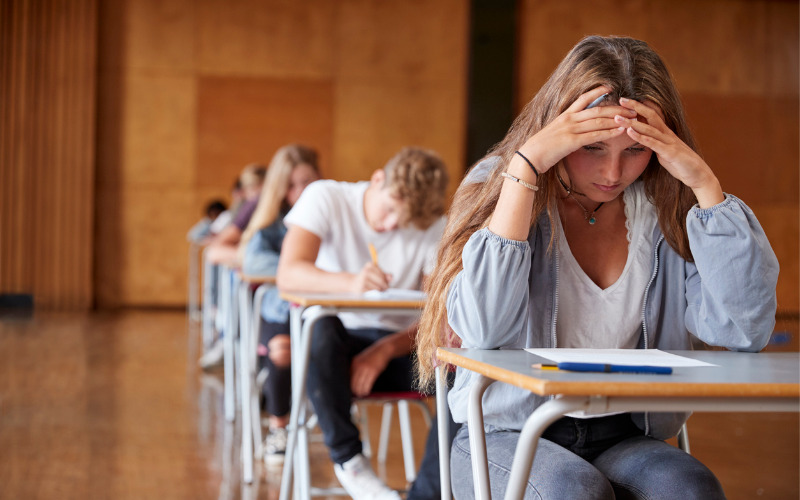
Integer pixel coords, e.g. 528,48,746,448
306,316,415,464
258,318,292,417
452,414,725,499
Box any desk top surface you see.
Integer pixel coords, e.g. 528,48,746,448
238,274,276,285
280,291,425,309
437,348,800,398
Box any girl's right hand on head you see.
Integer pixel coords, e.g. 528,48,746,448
516,86,637,173
350,263,391,293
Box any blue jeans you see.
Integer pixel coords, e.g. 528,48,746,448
258,318,292,417
306,316,415,464
451,414,725,499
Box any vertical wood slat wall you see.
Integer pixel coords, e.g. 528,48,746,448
0,0,98,309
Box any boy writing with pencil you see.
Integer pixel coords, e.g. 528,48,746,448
277,147,449,500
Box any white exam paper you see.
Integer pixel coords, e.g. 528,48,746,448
525,348,716,367
363,288,426,301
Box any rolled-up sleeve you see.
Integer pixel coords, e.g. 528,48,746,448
446,228,532,348
684,195,779,351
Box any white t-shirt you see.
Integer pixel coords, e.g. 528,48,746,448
209,210,233,234
556,181,658,349
284,179,446,331
556,181,658,418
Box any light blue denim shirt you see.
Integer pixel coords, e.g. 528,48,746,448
243,213,290,323
446,180,779,439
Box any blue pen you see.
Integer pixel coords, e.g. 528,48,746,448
585,93,608,109
557,362,672,375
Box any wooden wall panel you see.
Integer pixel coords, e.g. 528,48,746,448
517,0,799,312
196,77,335,187
333,0,469,185
334,81,467,184
95,0,468,307
0,0,98,309
196,0,336,79
125,0,196,72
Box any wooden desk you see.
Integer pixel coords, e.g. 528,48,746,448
281,291,425,309
278,291,425,500
437,348,800,500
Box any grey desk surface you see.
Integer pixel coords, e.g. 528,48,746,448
437,348,800,398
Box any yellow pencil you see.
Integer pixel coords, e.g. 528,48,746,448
368,243,379,266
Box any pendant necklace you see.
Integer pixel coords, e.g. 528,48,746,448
556,171,605,225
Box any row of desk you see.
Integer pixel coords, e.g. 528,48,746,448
202,264,429,496
196,259,799,500
277,291,427,500
436,348,800,500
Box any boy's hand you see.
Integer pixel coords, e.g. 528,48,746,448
350,263,392,293
350,341,392,397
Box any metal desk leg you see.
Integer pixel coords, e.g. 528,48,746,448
279,306,338,500
222,266,236,422
279,305,308,500
677,422,691,454
251,285,269,459
468,375,494,500
296,389,311,500
503,396,588,500
201,248,215,349
187,243,198,321
238,281,254,483
435,365,452,500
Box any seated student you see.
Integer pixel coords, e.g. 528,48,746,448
208,179,245,238
199,164,268,369
187,199,227,244
277,147,449,500
239,144,321,464
206,163,267,265
405,160,497,500
415,35,779,499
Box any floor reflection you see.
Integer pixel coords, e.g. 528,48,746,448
0,310,796,500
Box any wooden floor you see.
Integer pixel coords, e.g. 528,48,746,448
0,310,797,500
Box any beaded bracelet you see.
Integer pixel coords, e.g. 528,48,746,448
514,150,540,177
501,172,538,192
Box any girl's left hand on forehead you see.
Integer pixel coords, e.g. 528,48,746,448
616,98,710,187
616,97,724,208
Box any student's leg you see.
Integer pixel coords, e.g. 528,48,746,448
369,351,415,392
450,425,614,500
592,435,725,500
259,318,292,423
306,317,373,464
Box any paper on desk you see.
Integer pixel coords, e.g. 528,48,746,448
363,288,426,301
525,348,717,367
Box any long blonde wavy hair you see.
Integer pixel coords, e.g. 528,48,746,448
240,144,320,248
415,35,699,390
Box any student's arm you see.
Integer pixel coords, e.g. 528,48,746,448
277,225,391,293
209,224,242,247
683,195,779,351
350,325,417,397
447,230,532,349
206,241,241,266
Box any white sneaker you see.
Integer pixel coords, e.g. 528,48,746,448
198,339,224,370
263,427,288,465
333,453,401,500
